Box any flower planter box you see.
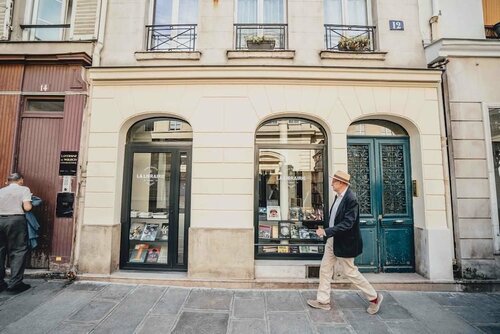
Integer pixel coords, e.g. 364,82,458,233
247,40,276,50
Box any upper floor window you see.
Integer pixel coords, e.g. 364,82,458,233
324,0,375,51
24,0,72,41
235,0,288,50
147,0,199,51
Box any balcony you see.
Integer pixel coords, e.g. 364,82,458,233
324,24,376,52
146,24,197,51
234,24,288,50
20,24,71,41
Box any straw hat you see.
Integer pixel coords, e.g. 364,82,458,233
332,170,351,185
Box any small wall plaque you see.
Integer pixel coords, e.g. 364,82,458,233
389,20,404,31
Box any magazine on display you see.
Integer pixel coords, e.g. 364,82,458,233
266,206,281,220
145,247,161,263
129,222,145,240
277,245,289,253
259,225,271,239
290,223,299,239
129,243,149,263
289,207,300,221
278,222,291,239
158,223,169,241
141,223,159,241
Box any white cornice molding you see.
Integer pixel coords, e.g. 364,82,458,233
88,66,442,86
425,38,500,64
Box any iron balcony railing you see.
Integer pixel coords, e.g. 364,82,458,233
234,23,288,50
20,24,71,41
325,24,376,51
146,24,197,51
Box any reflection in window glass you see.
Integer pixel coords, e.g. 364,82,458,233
256,118,327,257
26,100,64,112
129,118,193,142
347,120,408,136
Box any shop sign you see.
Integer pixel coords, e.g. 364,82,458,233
59,151,79,176
136,166,165,186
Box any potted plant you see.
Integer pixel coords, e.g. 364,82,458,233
338,35,370,51
246,35,276,50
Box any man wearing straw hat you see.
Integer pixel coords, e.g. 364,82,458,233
307,170,383,314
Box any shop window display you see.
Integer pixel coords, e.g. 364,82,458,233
255,118,328,258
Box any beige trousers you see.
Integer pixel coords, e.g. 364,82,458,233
317,237,377,304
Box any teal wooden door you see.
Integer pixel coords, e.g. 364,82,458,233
348,137,414,273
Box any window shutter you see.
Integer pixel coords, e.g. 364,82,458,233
70,0,99,40
0,0,13,40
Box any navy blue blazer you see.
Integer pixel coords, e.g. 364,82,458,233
324,188,363,258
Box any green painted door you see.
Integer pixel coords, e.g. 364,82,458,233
348,137,414,273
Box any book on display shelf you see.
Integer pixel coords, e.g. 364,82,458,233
298,227,310,239
129,243,149,263
259,225,271,239
129,222,145,240
271,225,279,239
278,222,291,239
277,245,289,253
140,223,159,241
145,247,161,263
262,245,278,253
266,206,281,220
289,207,300,221
290,223,299,239
158,223,169,241
290,245,299,254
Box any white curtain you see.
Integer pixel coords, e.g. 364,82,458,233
347,0,367,25
324,0,342,24
263,0,284,23
179,0,199,23
237,0,258,23
154,0,173,25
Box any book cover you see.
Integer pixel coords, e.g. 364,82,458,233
129,222,145,240
309,246,319,253
290,246,299,254
289,207,300,220
290,224,299,239
262,245,278,253
141,223,159,241
266,206,281,220
158,223,169,241
299,246,310,253
271,225,279,239
145,247,161,263
278,222,291,239
259,225,271,239
277,245,289,253
299,227,310,239
129,244,149,263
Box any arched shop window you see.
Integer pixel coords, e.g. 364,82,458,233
255,118,328,258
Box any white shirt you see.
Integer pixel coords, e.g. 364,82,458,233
328,186,349,228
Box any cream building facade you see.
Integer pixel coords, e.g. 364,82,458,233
421,0,500,279
75,0,454,281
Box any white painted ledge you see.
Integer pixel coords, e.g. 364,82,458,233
320,50,387,61
135,51,202,61
227,49,295,59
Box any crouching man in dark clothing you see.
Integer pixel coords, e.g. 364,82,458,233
0,173,32,293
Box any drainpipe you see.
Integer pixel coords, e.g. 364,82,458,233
92,0,109,66
430,57,460,278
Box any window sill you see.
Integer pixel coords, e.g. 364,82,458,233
320,50,387,61
135,51,201,61
227,49,295,59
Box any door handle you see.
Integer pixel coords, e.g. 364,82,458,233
394,219,404,224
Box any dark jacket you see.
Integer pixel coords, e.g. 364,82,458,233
324,188,363,258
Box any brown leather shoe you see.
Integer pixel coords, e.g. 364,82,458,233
307,299,331,310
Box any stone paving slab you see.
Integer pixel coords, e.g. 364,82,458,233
172,311,229,334
0,280,499,334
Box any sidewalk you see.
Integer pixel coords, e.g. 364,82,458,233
0,279,499,334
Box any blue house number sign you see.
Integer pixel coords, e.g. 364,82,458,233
389,20,404,30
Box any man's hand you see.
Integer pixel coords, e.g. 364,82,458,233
316,227,326,237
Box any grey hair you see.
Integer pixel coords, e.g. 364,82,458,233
7,173,23,181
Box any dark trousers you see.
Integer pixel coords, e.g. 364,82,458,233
0,215,29,287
